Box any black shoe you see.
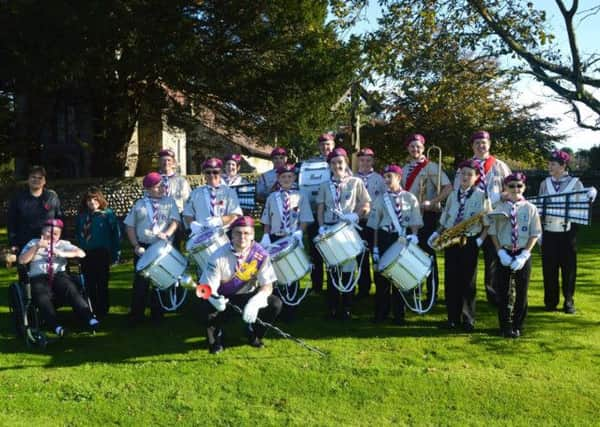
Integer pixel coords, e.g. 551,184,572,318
209,343,224,354
325,310,338,320
55,326,66,337
544,305,557,312
441,320,458,330
513,329,521,338
463,322,475,333
392,317,406,326
501,328,517,338
563,303,576,314
340,310,352,321
248,336,264,348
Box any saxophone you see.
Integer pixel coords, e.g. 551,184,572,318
431,211,487,251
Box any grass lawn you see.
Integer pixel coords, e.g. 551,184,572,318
1,225,599,426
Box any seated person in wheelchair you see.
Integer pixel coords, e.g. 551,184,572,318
18,219,99,337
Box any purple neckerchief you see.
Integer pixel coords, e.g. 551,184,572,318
218,242,268,296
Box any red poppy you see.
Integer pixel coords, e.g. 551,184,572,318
195,283,212,300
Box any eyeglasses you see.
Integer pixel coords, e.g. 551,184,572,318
508,183,524,189
204,170,220,176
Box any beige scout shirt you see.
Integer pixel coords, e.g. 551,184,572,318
538,174,584,196
162,174,191,213
356,170,386,202
124,196,180,245
316,176,371,224
402,160,451,202
453,157,511,205
260,189,314,235
200,244,277,295
183,184,243,222
20,239,78,278
538,174,585,231
367,191,423,233
439,187,491,235
488,200,541,249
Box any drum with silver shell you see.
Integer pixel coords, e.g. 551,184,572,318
186,228,230,271
313,222,364,267
136,241,189,290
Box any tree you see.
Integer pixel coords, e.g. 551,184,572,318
334,0,600,131
0,1,357,176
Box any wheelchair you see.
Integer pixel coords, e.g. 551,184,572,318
8,259,95,348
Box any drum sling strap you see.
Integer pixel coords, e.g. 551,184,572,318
383,192,406,236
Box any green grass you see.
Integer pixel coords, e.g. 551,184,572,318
1,226,599,426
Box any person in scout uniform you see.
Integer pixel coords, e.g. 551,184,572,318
75,187,121,318
157,148,191,249
183,158,243,233
124,172,180,324
538,149,596,314
402,133,452,305
428,160,491,331
368,164,422,324
455,130,512,304
316,147,370,320
199,216,282,354
256,147,289,203
18,219,98,337
355,147,386,299
489,172,541,338
222,153,249,186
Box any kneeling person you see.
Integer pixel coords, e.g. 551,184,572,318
200,216,282,354
18,219,98,336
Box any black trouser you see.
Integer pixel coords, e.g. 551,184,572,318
203,291,282,347
495,249,531,332
482,236,499,303
81,248,110,318
307,221,325,293
444,237,479,325
374,231,405,321
30,272,93,330
541,228,577,309
418,211,440,302
129,244,163,321
357,220,374,297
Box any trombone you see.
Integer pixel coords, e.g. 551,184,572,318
419,145,443,211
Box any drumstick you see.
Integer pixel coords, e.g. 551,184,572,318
332,208,363,231
195,284,327,357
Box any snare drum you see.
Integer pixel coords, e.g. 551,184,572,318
299,161,329,205
136,241,188,290
267,237,311,284
313,222,364,267
186,228,230,271
378,240,432,292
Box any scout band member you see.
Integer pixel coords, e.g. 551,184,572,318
158,148,191,249
222,153,249,186
256,147,288,203
316,147,370,320
355,148,386,299
199,216,282,354
538,149,597,314
75,187,121,318
124,172,180,324
402,134,452,305
428,160,490,331
8,165,63,259
304,132,336,294
367,164,422,324
457,130,511,304
183,158,243,232
489,173,541,338
18,219,98,337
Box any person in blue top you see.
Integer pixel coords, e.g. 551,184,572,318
75,187,121,318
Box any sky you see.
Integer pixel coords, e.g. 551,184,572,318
345,1,600,151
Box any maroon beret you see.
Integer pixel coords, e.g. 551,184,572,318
158,148,176,159
224,154,242,164
327,147,348,162
202,158,223,170
276,163,296,175
357,148,375,157
383,164,403,176
143,172,162,188
44,219,64,229
271,147,287,157
318,132,335,143
471,130,490,142
458,159,481,173
550,149,570,165
231,216,255,228
405,133,426,147
504,172,527,185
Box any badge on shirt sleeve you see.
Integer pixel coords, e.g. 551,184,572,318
521,226,528,232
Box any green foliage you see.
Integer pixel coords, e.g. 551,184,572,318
1,226,600,424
